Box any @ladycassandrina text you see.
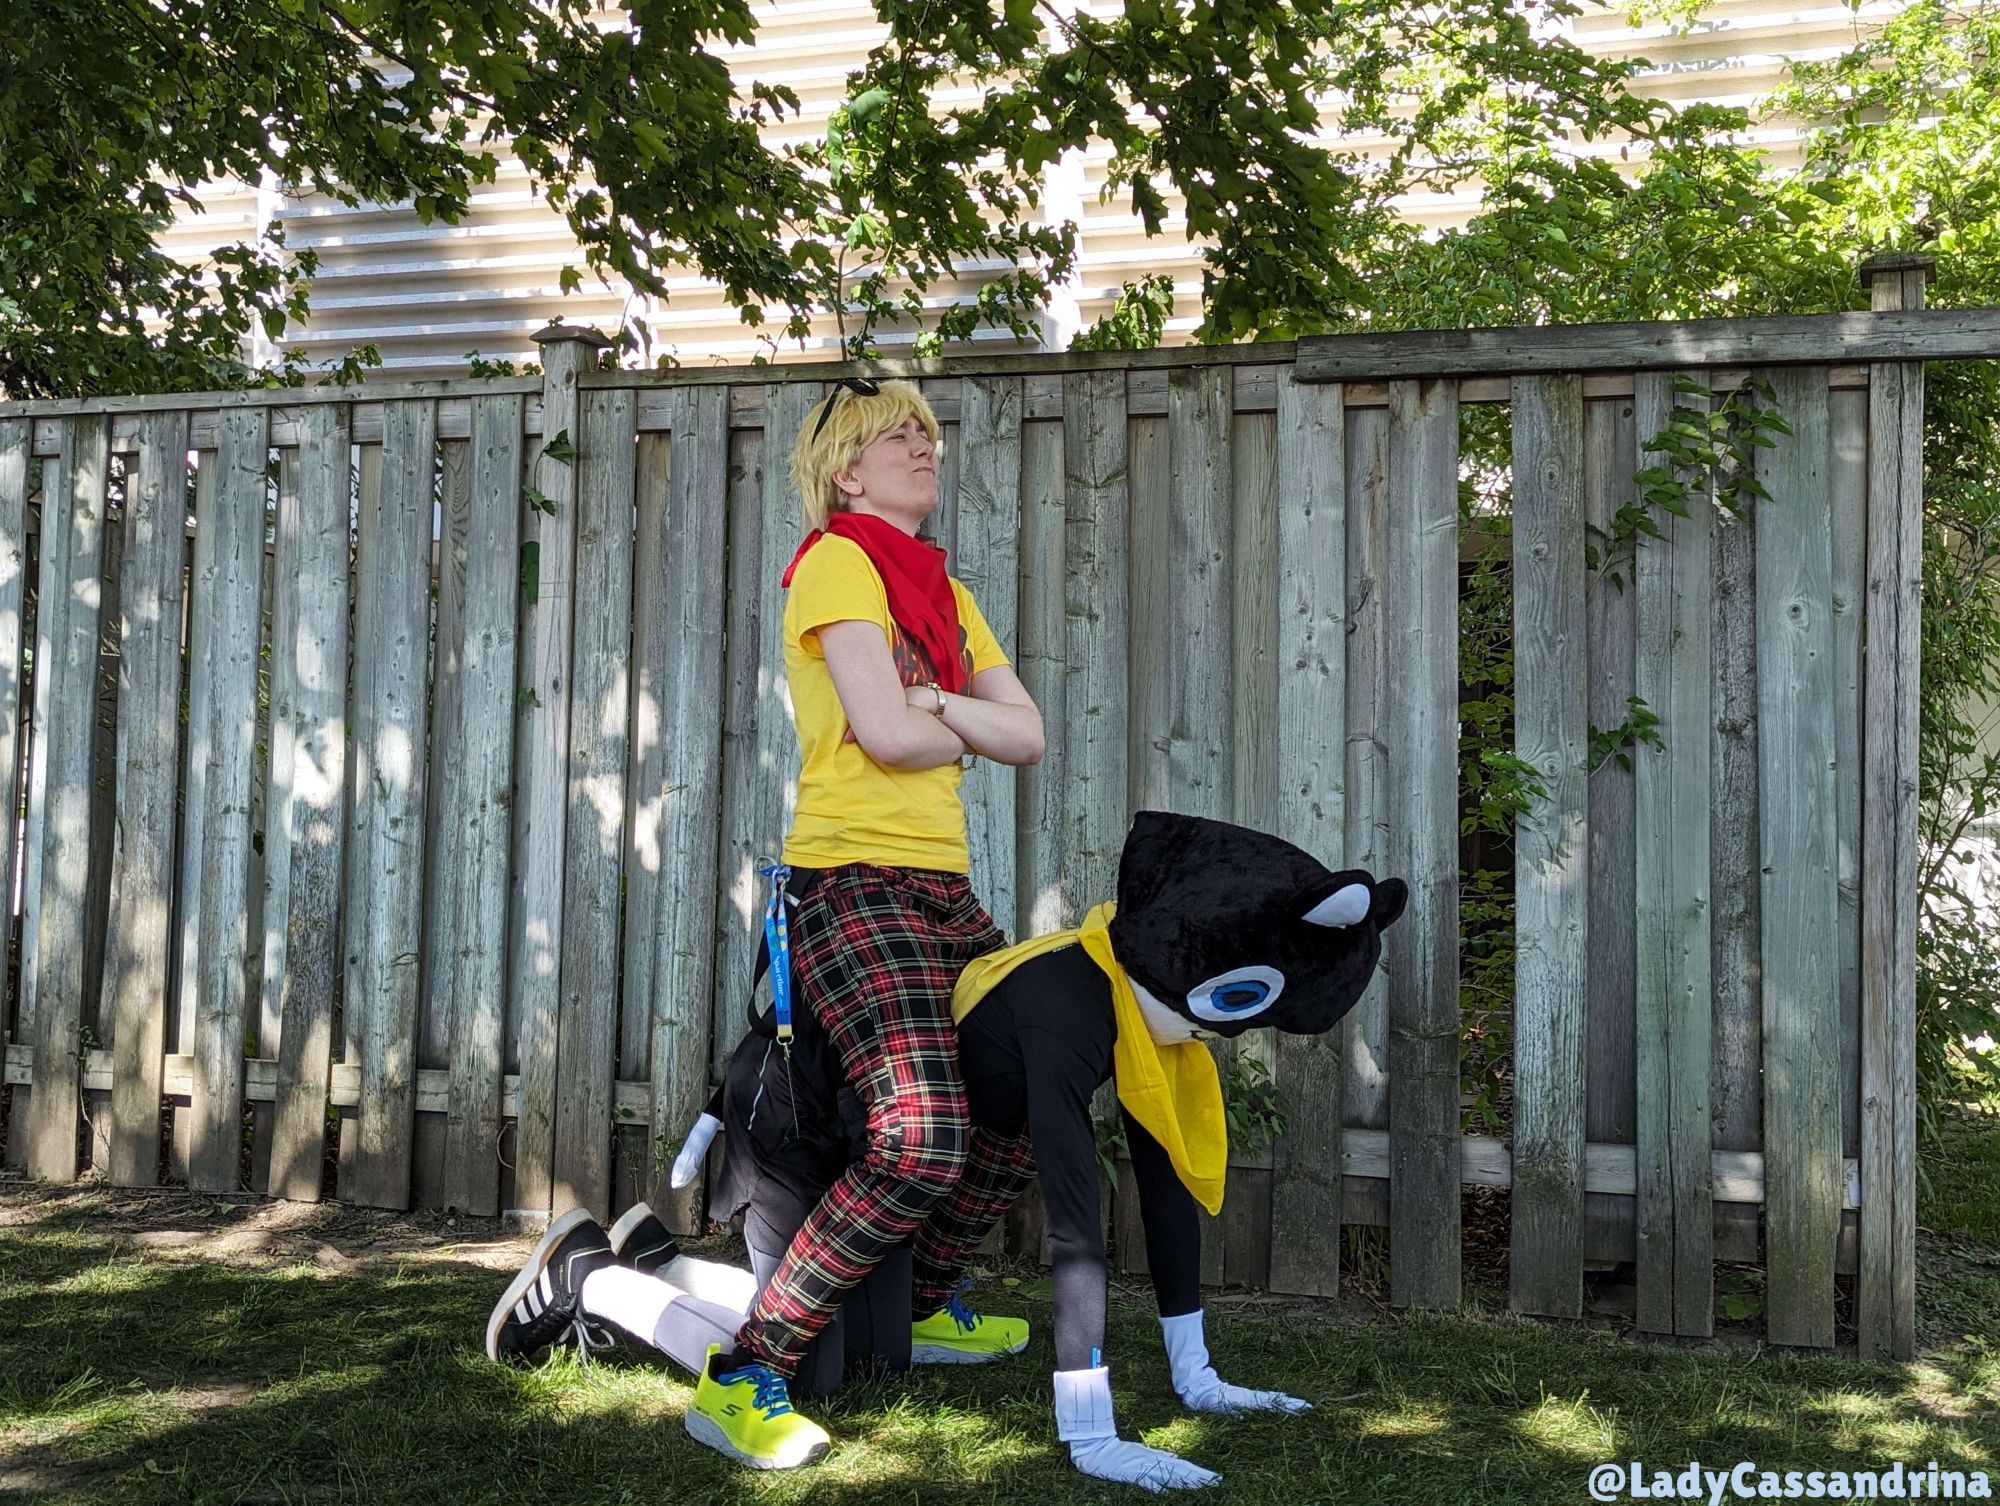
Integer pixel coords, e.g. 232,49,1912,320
1589,1462,1992,1502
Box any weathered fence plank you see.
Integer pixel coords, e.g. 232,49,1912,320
183,410,267,1192
102,414,187,1184
1065,370,1131,1165
1831,379,1868,1279
618,429,670,1209
1268,372,1348,1297
411,437,470,1211
1711,409,1765,1267
342,399,435,1209
1632,372,1716,1337
23,417,110,1180
0,420,29,1165
931,389,961,562
1859,259,1928,1361
1510,375,1590,1318
553,386,636,1217
957,376,1022,930
1016,417,1067,938
712,417,767,1077
428,394,522,1215
636,387,728,1231
714,383,813,1076
1384,378,1462,1309
507,329,599,1224
268,404,352,1202
1831,383,1867,1170
1230,380,1281,843
1341,403,1393,1232
1226,383,1280,1287
1165,364,1234,1285
1064,370,1129,916
82,457,124,1177
1166,366,1234,825
1127,407,1172,821
1756,365,1841,1350
1583,394,1640,1265
1296,306,1988,381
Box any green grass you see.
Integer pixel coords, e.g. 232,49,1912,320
1925,1065,2000,1251
4,1115,2000,1506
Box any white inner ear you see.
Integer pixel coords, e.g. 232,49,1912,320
1303,883,1371,929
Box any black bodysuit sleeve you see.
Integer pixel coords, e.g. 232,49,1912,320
1018,1023,1113,1373
1121,1107,1203,1321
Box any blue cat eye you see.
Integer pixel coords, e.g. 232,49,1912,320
1187,965,1286,1025
1212,982,1271,1012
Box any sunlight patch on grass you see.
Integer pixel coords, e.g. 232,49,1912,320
1356,1398,1452,1440
0,1370,107,1421
1512,1390,1625,1460
1135,1412,1215,1453
1905,1362,2000,1420
0,1382,177,1461
41,1262,161,1299
1857,1411,1993,1465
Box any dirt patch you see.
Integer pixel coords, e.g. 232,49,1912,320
0,1176,748,1276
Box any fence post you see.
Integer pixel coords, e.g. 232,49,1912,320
505,323,608,1229
1858,253,1931,1362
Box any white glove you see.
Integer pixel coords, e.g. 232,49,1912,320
1055,1366,1219,1493
1159,1310,1312,1416
669,1112,721,1190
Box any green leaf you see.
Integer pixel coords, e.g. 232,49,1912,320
847,87,892,125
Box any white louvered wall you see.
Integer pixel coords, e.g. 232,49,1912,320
163,0,1903,377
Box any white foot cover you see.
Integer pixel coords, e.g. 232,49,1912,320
1159,1309,1312,1415
1055,1366,1219,1492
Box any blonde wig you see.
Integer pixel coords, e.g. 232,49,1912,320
789,378,943,531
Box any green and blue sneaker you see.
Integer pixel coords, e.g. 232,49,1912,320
910,1288,1030,1364
685,1344,831,1470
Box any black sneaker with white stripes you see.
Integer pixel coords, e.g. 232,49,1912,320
485,1208,617,1365
607,1201,682,1276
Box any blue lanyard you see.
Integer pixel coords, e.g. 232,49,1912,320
760,863,794,1047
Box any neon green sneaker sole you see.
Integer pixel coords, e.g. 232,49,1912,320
910,1307,1030,1364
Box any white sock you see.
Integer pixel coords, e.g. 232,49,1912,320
579,1265,680,1343
658,1254,761,1315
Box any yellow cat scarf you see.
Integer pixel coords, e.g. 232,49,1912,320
951,902,1227,1215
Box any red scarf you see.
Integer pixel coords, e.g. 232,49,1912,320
782,511,968,693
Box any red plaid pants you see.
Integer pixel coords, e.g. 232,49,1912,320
734,863,1015,1372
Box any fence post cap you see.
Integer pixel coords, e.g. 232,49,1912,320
530,322,616,349
1859,252,1937,285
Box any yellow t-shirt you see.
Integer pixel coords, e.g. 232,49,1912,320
781,534,1009,872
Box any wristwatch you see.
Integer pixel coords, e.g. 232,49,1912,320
923,681,948,717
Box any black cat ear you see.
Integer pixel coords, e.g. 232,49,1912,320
1371,878,1410,930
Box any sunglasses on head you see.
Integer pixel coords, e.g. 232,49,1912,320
809,377,883,443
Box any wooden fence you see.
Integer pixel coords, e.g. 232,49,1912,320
0,254,1968,1360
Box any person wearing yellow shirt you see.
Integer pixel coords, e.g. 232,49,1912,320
683,377,1045,1470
